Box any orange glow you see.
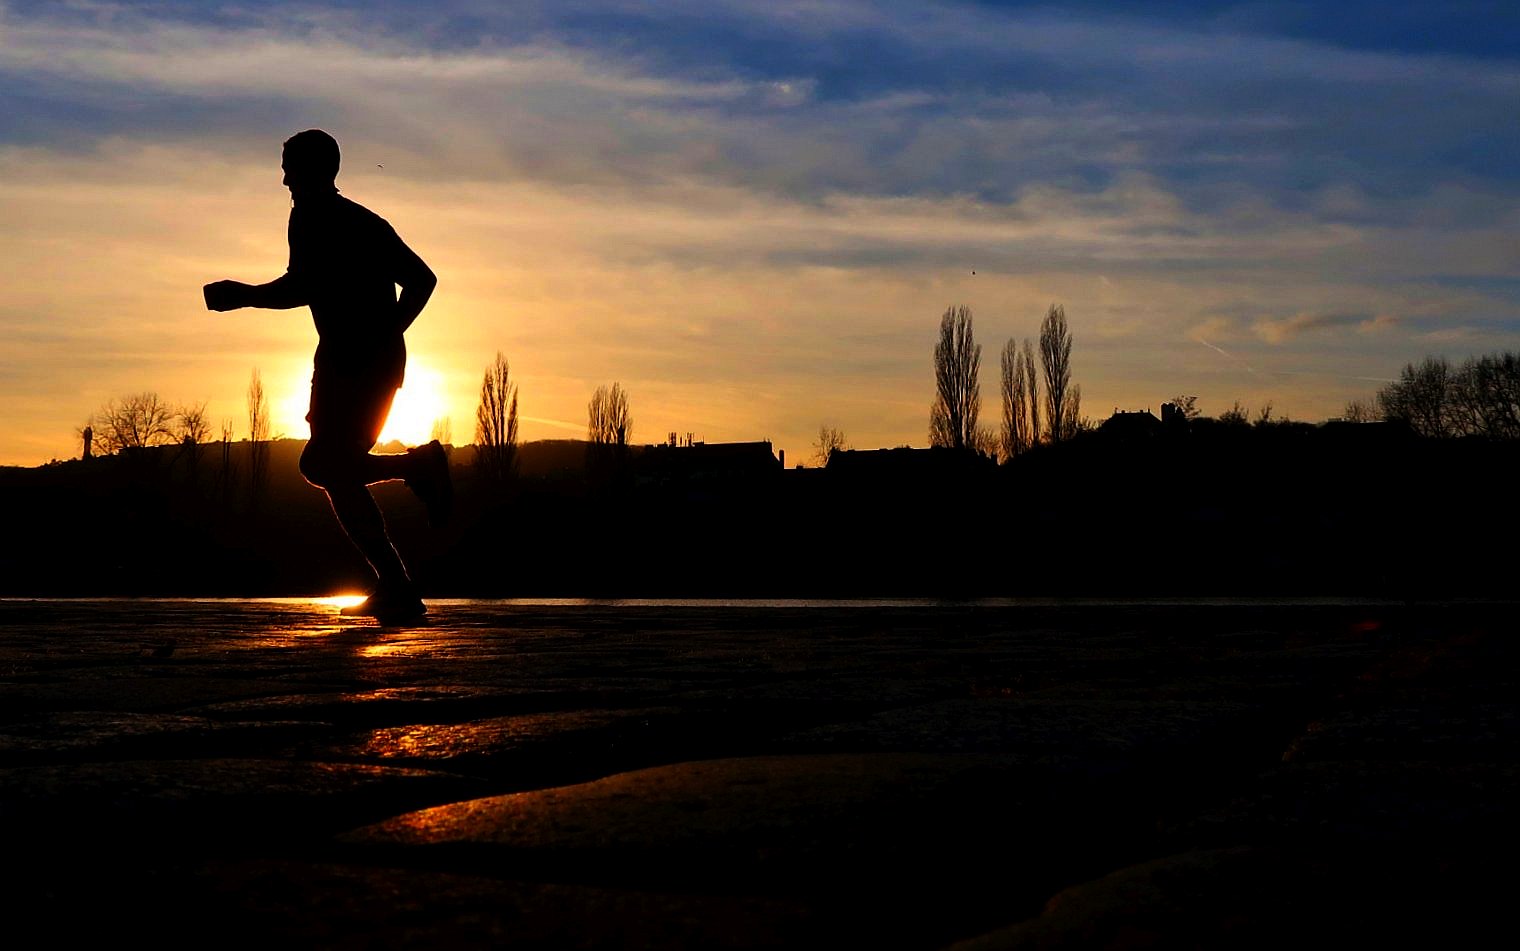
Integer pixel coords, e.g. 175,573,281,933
363,724,478,757
316,594,368,610
358,642,422,658
378,361,449,446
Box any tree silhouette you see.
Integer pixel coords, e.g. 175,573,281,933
929,305,982,450
92,392,178,455
1341,399,1378,423
813,425,848,466
1022,339,1040,449
588,383,632,447
1380,351,1520,438
430,416,452,446
1379,357,1451,438
476,351,519,481
1000,337,1035,459
1169,395,1201,420
178,402,211,444
247,369,269,494
177,401,211,480
218,417,236,495
587,382,632,484
1450,352,1520,438
1038,304,1080,442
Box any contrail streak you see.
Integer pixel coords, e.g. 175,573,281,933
1193,337,1265,377
1194,338,1397,384
520,414,586,434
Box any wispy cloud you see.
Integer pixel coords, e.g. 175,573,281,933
1253,312,1369,344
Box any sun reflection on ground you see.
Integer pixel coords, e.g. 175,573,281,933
314,594,368,610
358,642,425,658
364,723,480,758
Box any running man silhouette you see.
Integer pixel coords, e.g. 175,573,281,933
204,129,450,624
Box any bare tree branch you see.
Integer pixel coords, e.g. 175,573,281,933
588,383,632,447
1379,357,1452,437
813,425,848,466
1169,395,1201,420
92,392,179,455
177,402,211,444
246,368,270,496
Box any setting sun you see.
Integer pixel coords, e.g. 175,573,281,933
378,361,449,446
270,359,452,447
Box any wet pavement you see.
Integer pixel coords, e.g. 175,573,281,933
0,597,1515,948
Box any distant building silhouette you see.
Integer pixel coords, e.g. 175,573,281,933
825,446,995,480
81,425,92,460
637,440,782,487
1316,418,1406,443
1099,408,1164,439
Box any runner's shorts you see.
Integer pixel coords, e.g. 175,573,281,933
306,362,400,451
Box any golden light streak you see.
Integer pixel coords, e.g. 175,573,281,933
315,594,368,609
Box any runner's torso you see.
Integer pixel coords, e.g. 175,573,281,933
288,193,407,383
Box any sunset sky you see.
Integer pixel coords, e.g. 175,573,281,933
3,1,1519,466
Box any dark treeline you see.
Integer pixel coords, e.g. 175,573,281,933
1377,352,1520,439
3,417,1516,599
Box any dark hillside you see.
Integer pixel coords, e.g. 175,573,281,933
2,427,1514,598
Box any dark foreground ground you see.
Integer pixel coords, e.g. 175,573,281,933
0,598,1515,949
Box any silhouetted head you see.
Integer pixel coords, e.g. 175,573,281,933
282,129,340,197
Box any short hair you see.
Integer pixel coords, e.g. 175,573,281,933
283,129,340,180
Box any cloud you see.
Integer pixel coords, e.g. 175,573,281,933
1419,327,1477,344
4,0,1519,209
1187,316,1236,342
1252,312,1374,344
